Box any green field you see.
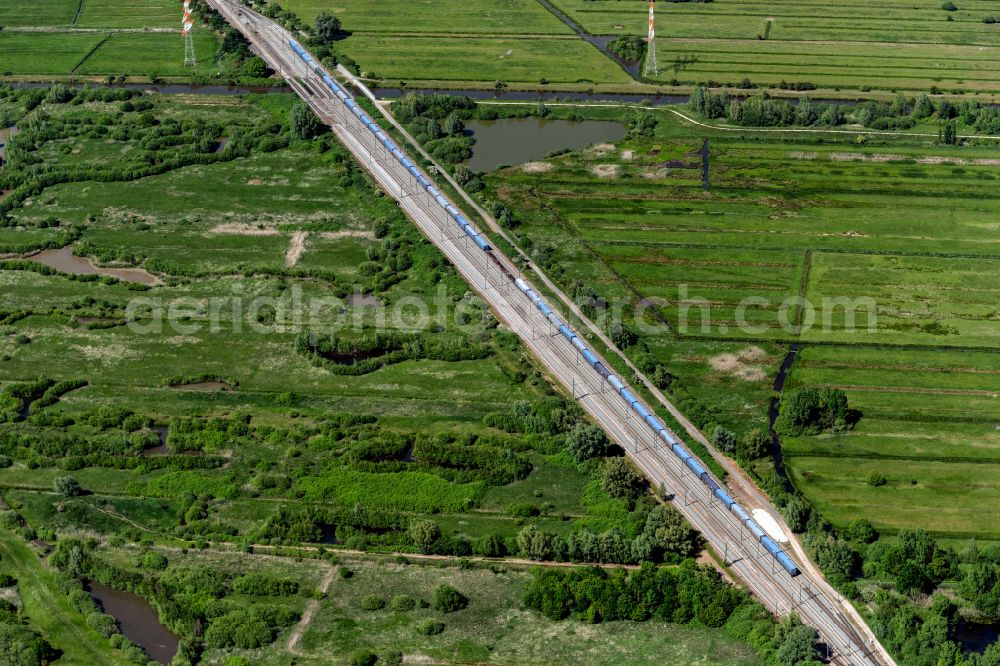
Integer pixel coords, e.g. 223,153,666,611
282,0,573,35
75,0,178,29
550,0,1000,91
338,34,632,85
481,102,1000,545
0,0,79,28
0,32,108,76
0,0,223,80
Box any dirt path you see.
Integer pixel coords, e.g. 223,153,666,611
287,563,337,655
285,230,308,267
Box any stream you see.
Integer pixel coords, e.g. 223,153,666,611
768,344,799,493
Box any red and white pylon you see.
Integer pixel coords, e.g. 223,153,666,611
643,0,658,77
182,0,197,67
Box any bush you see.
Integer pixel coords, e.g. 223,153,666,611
865,472,887,487
431,584,468,613
53,475,82,497
351,649,378,666
391,594,416,611
361,595,385,611
382,650,404,666
140,550,168,570
417,619,445,635
941,1,957,10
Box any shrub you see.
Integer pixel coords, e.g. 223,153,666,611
351,650,378,666
506,503,540,518
53,475,82,497
941,1,957,10
140,550,168,570
391,594,416,611
865,472,887,487
361,595,385,611
417,619,445,635
431,584,468,613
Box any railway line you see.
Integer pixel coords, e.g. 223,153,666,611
203,2,895,663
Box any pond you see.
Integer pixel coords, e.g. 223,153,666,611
462,117,625,172
956,620,1000,654
28,246,161,286
87,581,179,664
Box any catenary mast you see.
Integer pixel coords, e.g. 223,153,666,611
183,0,197,67
643,0,658,77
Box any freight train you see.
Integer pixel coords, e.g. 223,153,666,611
287,38,799,578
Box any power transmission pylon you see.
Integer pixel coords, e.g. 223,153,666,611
643,0,658,78
182,0,197,67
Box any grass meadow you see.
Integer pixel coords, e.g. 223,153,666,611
281,0,574,35
291,556,766,666
337,34,632,85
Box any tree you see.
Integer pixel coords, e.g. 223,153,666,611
607,319,635,349
737,429,770,460
54,475,82,497
912,93,935,119
290,102,323,140
689,85,708,114
314,11,343,43
640,504,698,560
896,561,930,596
443,112,465,136
517,525,551,560
453,164,473,185
777,624,819,665
431,584,468,613
565,423,609,462
601,457,643,501
940,121,958,145
409,519,441,554
472,533,506,557
624,109,657,138
710,425,737,454
849,519,878,544
424,118,443,140
782,497,811,533
242,56,268,78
